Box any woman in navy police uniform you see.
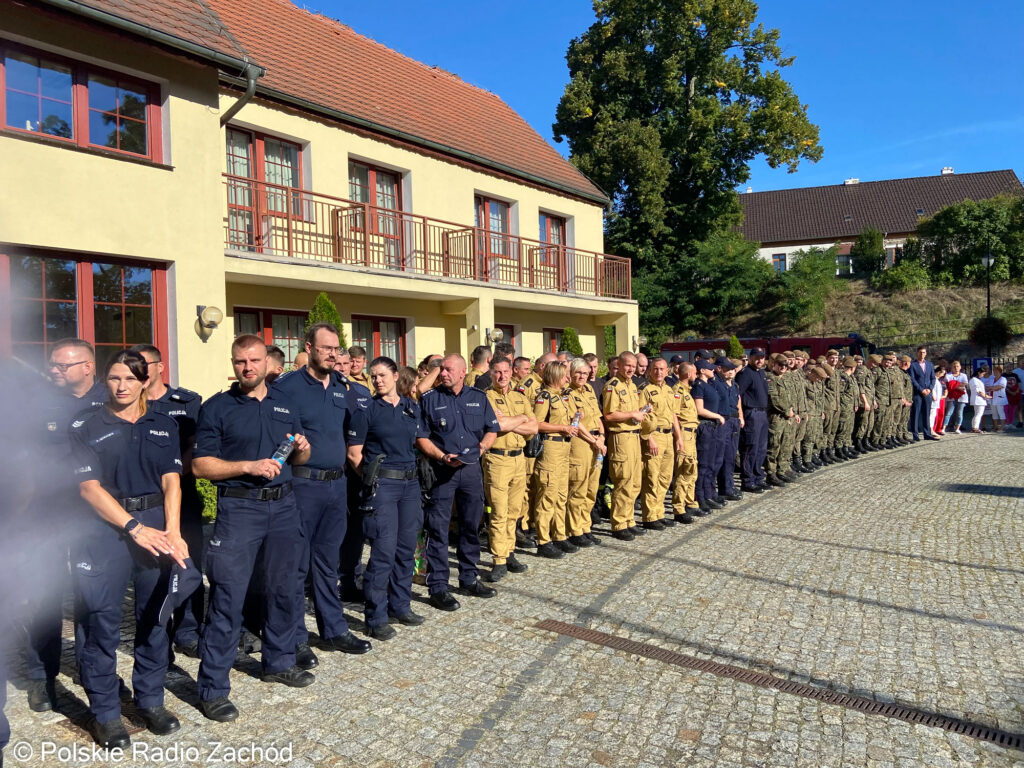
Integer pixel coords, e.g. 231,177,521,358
347,356,426,640
69,350,189,748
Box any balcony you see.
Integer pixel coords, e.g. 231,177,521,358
223,175,631,300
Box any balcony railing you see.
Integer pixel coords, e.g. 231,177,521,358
223,174,631,300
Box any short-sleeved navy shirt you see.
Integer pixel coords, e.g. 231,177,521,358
340,377,372,412
70,407,182,499
273,367,352,470
193,383,303,488
735,365,769,409
716,377,740,417
691,378,721,416
149,386,201,457
419,385,499,456
347,395,424,470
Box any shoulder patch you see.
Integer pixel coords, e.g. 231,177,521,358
169,387,199,402
536,391,551,403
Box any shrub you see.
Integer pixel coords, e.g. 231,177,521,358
560,326,584,356
726,334,745,358
850,227,885,276
306,292,347,346
968,316,1013,351
872,260,931,293
197,478,217,522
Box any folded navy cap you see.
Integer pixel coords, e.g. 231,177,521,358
158,557,204,625
451,447,480,465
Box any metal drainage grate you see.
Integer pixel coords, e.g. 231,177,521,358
535,619,1023,752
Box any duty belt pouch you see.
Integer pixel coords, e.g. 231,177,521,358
416,454,436,500
358,454,387,512
524,434,544,459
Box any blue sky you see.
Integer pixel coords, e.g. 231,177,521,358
310,0,1023,192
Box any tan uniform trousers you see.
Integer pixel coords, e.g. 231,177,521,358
533,440,572,545
567,439,599,537
520,456,536,529
608,431,642,532
641,432,673,522
482,452,526,564
672,428,698,514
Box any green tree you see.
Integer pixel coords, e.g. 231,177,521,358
305,291,347,346
871,260,930,293
776,246,845,332
850,226,885,276
553,0,822,337
917,195,1024,285
560,326,584,356
726,334,745,358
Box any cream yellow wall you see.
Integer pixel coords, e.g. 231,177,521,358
221,96,607,254
0,3,234,394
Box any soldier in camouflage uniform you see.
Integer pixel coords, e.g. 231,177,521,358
765,354,797,486
800,365,825,470
897,355,914,443
856,355,878,451
882,352,902,447
871,354,893,447
836,357,863,459
822,349,843,462
817,361,837,463
790,351,811,473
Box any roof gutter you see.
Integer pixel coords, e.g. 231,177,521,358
219,63,261,126
239,82,609,207
34,0,264,77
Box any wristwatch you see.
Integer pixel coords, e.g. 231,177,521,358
124,518,142,536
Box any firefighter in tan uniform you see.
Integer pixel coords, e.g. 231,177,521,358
602,352,650,541
639,358,681,529
347,346,375,394
482,358,538,582
532,362,577,559
566,358,605,548
671,361,699,523
515,353,556,538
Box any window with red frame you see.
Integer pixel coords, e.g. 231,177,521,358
225,128,304,248
348,161,402,268
538,212,566,266
1,43,161,161
543,328,564,355
3,252,167,371
233,308,307,367
475,196,511,259
352,315,406,364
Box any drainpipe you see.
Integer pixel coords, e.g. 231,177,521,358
220,63,262,126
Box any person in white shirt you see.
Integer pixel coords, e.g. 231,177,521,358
987,365,1008,431
929,364,946,436
941,360,969,434
968,368,992,432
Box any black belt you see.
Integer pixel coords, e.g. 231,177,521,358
681,426,696,433
613,429,640,435
543,435,570,442
379,468,417,480
293,466,345,481
119,492,163,512
591,430,602,436
219,483,293,501
654,427,673,434
746,406,766,411
488,448,523,457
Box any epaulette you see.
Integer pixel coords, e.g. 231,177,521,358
169,387,200,402
637,381,649,390
522,377,535,388
535,390,551,404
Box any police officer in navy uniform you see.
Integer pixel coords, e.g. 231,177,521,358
347,356,426,639
333,349,374,602
714,357,744,502
735,348,770,493
691,359,726,514
130,343,205,659
416,353,500,611
69,350,189,748
192,335,313,723
23,339,108,714
273,323,371,669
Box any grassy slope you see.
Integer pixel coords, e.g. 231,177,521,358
725,281,1024,347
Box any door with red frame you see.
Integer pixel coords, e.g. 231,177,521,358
475,196,513,284
352,315,406,365
226,128,302,255
537,213,566,291
543,328,563,355
348,162,403,270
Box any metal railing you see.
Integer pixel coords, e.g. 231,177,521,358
223,175,631,300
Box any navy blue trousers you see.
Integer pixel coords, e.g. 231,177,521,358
424,462,485,593
198,493,301,701
740,409,768,487
23,536,65,682
73,508,170,722
293,476,349,643
170,481,204,648
695,422,723,502
911,393,931,437
717,417,741,495
338,466,365,594
362,476,423,627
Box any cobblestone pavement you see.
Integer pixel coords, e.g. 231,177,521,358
5,432,1024,767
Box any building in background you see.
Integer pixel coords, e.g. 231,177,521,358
738,169,1023,274
1,0,637,397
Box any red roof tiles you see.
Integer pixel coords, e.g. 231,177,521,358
739,170,1023,245
204,0,606,202
44,0,251,66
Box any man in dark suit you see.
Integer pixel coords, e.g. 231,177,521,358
909,345,937,440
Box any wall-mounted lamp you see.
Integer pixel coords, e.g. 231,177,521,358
195,305,224,343
485,327,504,344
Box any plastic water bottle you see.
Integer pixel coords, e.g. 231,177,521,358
631,404,652,426
571,410,582,428
271,435,295,465
594,453,604,470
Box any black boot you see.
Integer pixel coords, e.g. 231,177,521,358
812,453,823,467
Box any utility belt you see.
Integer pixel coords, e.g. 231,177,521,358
488,447,523,457
681,425,697,433
591,430,602,436
653,427,673,434
378,468,417,481
543,435,571,443
611,429,640,435
218,483,293,502
293,466,345,481
119,492,164,512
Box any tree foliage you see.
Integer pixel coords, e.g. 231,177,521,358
560,326,584,356
306,291,347,346
969,315,1013,351
775,246,845,332
726,334,745,358
871,259,931,293
916,195,1024,285
850,226,885,276
553,0,822,337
